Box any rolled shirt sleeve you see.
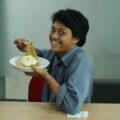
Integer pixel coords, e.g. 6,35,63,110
56,56,94,114
40,47,94,115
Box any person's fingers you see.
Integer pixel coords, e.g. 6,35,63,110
31,65,45,77
31,65,42,76
14,39,23,44
17,43,26,50
31,64,38,72
24,72,33,76
25,72,30,75
14,38,28,52
14,39,19,44
25,71,40,77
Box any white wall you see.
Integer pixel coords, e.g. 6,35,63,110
0,0,120,79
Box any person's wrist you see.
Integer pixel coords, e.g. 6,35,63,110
42,70,48,79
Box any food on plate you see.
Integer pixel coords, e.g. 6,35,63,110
17,41,40,67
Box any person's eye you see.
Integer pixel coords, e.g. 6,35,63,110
59,31,65,35
50,28,55,33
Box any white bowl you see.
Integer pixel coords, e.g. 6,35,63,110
9,56,49,72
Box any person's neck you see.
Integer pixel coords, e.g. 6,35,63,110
57,53,66,58
57,46,77,58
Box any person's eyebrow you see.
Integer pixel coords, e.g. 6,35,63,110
51,25,66,30
52,25,67,31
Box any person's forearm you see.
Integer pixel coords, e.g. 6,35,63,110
43,71,60,95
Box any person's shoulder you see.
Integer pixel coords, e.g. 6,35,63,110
76,47,94,64
40,49,55,60
75,47,87,58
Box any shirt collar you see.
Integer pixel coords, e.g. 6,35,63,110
60,47,83,67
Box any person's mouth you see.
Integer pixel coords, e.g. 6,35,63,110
51,41,61,47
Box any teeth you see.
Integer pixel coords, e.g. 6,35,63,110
51,41,60,45
52,41,58,44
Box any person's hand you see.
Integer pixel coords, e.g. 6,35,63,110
14,38,28,52
25,64,47,78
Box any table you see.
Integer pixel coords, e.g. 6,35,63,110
0,102,120,120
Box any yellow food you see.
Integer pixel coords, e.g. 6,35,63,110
17,41,40,67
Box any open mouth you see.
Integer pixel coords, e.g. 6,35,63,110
51,41,61,47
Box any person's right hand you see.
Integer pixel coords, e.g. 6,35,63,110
14,38,28,52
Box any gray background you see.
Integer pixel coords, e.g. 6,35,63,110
0,0,120,80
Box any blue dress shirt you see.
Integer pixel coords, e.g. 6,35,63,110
38,46,94,114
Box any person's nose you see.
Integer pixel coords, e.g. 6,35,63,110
50,31,59,40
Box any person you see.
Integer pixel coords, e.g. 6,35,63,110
14,9,94,115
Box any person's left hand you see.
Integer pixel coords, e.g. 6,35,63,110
25,64,46,78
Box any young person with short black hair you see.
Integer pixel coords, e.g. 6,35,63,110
14,9,94,115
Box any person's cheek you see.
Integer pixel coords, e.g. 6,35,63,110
49,32,52,41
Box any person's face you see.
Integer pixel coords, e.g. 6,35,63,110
49,21,78,57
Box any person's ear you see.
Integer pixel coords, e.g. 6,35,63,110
73,38,79,44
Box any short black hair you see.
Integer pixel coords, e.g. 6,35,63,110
51,9,89,47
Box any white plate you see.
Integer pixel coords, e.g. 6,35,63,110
9,56,49,72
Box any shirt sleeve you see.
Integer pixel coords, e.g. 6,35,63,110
37,49,54,61
56,56,94,114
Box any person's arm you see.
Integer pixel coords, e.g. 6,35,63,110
14,39,40,53
14,38,52,59
55,57,94,114
30,65,60,95
42,70,60,95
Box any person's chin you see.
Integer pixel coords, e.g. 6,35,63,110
51,48,59,53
